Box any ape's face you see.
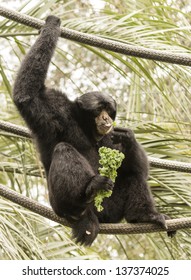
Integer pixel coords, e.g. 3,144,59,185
95,110,113,135
77,91,116,138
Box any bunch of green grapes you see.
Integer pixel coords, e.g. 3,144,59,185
94,147,125,212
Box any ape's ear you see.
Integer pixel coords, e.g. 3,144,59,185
76,97,86,110
76,94,98,111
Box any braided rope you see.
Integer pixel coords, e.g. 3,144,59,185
0,120,31,138
1,6,191,66
1,120,191,173
148,156,191,173
0,183,190,234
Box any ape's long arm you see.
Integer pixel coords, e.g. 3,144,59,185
12,16,62,139
13,16,61,103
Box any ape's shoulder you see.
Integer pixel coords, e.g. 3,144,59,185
45,88,71,103
43,88,74,114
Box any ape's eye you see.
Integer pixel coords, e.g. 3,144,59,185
106,108,114,118
109,111,116,120
105,104,116,120
94,107,102,116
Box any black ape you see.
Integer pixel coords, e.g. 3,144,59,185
13,16,172,246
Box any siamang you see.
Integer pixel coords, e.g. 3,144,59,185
13,16,173,246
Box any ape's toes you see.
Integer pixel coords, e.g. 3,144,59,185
152,213,168,229
151,213,177,238
72,224,99,246
167,230,176,238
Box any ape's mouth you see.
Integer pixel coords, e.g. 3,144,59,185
97,123,113,135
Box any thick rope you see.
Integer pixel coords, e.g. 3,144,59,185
148,156,191,173
0,183,190,234
0,120,31,138
1,6,191,66
1,120,191,173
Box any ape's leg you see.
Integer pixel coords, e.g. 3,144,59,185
112,128,175,237
48,142,113,245
123,178,176,237
123,176,167,228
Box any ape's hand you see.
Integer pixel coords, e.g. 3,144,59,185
45,15,61,27
112,127,135,147
85,175,114,200
39,16,61,35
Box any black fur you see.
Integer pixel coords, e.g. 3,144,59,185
13,16,174,246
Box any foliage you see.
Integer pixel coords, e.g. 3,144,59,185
0,0,191,259
98,147,125,183
95,147,124,212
